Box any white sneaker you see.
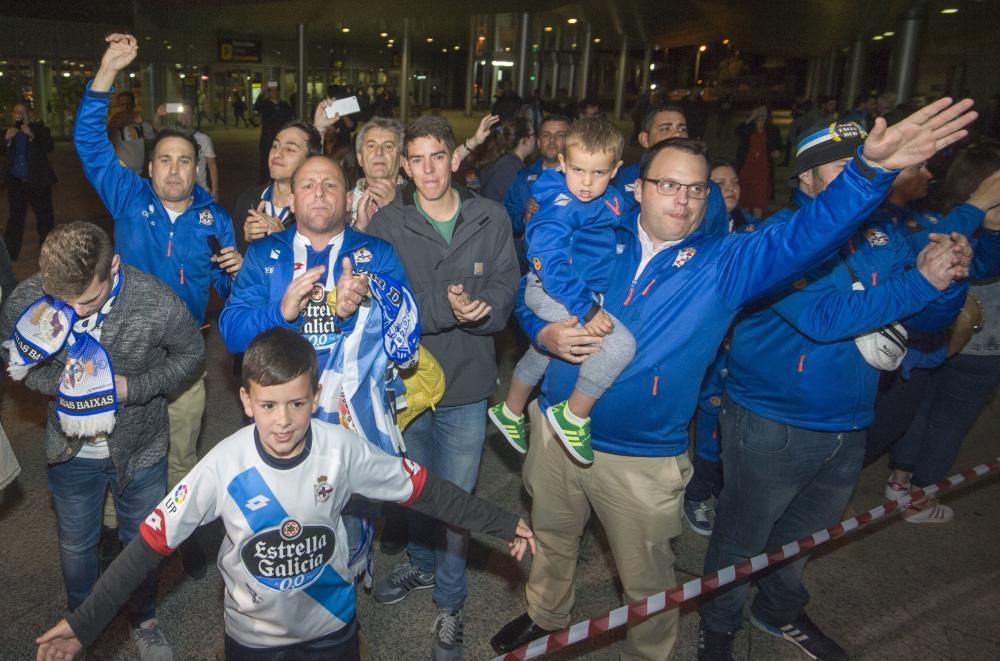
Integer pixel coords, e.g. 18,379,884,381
131,618,173,661
902,497,954,524
884,478,910,502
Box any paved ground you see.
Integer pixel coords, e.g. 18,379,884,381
0,115,998,660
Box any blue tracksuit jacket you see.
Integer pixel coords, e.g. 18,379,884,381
525,169,624,320
218,226,407,353
519,152,897,456
725,190,993,432
74,83,236,324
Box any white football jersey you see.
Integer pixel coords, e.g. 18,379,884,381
139,420,426,648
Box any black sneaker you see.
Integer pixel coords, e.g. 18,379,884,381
372,560,435,604
750,612,848,661
698,622,735,661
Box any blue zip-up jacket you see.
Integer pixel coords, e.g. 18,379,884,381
518,152,898,456
726,190,973,432
74,83,236,324
526,168,624,320
613,160,730,236
503,159,545,240
219,226,407,353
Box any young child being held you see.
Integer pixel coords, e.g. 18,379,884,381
36,328,534,661
489,117,635,465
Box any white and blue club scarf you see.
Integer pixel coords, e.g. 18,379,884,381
4,271,123,438
314,268,420,585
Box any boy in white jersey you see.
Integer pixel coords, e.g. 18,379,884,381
36,328,535,661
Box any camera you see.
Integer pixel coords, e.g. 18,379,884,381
14,120,23,130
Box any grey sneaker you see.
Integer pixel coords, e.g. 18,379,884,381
373,560,435,605
684,498,715,536
131,618,173,661
432,608,464,660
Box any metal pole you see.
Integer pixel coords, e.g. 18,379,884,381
577,23,592,101
551,24,560,97
614,34,628,120
296,24,306,120
890,1,928,105
841,36,867,114
640,46,652,94
516,12,530,97
400,18,410,124
465,15,476,116
823,47,840,98
693,49,703,86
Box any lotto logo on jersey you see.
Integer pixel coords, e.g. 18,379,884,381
140,507,172,555
240,519,335,592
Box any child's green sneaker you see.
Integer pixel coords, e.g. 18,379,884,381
545,401,593,465
488,402,527,454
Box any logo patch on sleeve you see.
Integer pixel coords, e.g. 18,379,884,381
554,193,571,207
864,229,889,247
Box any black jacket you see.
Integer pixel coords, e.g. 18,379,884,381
367,184,519,407
1,121,57,187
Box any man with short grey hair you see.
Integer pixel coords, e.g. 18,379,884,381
350,117,405,229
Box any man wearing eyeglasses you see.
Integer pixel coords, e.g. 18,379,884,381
492,100,978,660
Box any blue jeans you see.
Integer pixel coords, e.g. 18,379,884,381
47,455,166,621
403,401,487,610
888,354,1000,487
700,396,865,632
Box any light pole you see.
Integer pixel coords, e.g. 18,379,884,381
693,44,707,85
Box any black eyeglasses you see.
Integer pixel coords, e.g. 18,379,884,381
642,178,709,199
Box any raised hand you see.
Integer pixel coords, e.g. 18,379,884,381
312,99,342,133
968,169,1000,220
862,97,976,172
94,34,139,92
334,257,369,319
467,114,500,151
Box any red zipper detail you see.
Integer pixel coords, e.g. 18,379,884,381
641,278,656,296
167,239,172,257
180,266,185,285
871,271,877,287
623,287,635,306
798,354,805,373
652,375,659,395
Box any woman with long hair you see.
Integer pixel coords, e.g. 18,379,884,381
476,116,536,202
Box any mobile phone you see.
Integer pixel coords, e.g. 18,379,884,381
14,120,23,129
165,103,185,114
207,235,224,256
325,96,361,119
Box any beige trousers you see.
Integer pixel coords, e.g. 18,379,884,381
522,400,692,660
167,375,206,488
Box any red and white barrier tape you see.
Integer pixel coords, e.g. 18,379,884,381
494,455,1000,661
